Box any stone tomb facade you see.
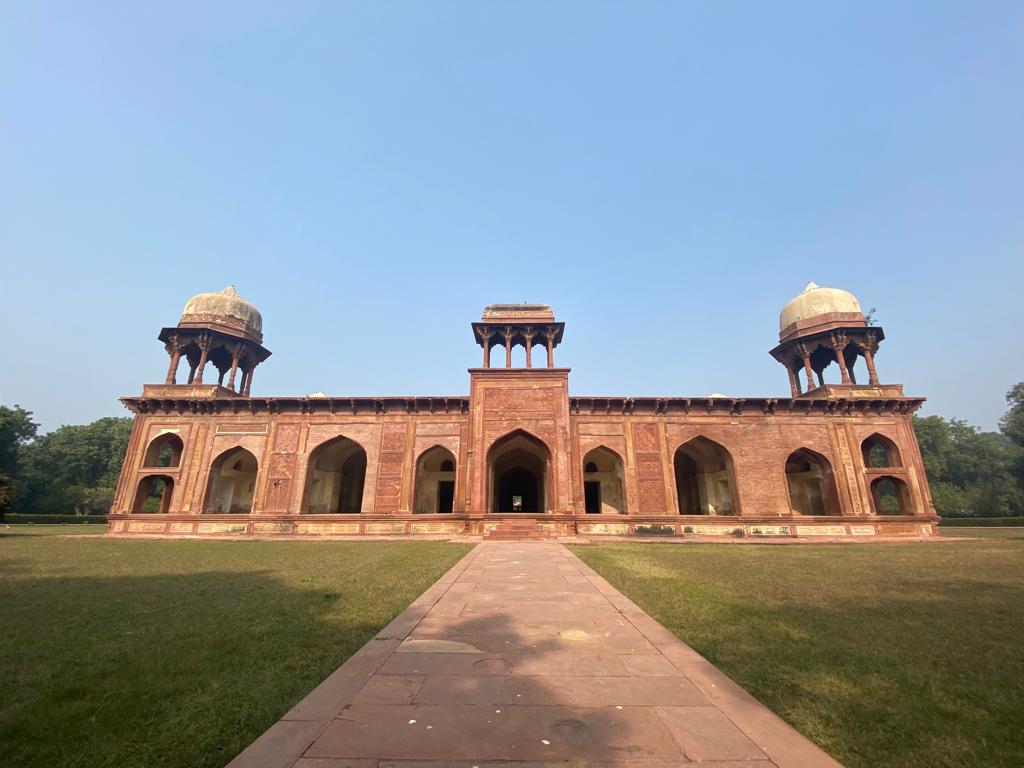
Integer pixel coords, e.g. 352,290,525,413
109,284,937,538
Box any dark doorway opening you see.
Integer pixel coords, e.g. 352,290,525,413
488,430,550,513
437,480,455,513
497,467,540,512
584,481,601,514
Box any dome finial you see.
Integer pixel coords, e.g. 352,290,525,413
221,284,238,296
802,281,819,293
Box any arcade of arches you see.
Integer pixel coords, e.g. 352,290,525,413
110,295,938,537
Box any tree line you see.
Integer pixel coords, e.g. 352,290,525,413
0,407,131,516
1,383,1022,517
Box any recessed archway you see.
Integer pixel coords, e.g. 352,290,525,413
674,437,737,515
303,436,367,514
414,445,457,514
862,434,902,468
143,433,183,468
488,430,550,513
582,446,626,515
203,447,258,514
132,475,174,513
870,476,913,515
785,448,841,516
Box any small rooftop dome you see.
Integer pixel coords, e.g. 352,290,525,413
779,282,863,333
180,285,262,340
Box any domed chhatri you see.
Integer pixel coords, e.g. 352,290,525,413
779,281,865,338
770,281,886,396
180,285,263,342
157,285,271,395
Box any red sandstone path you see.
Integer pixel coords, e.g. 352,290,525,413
228,542,843,768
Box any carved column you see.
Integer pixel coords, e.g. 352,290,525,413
796,342,815,392
545,327,556,368
238,368,248,396
478,329,492,368
831,332,852,384
164,334,181,385
193,333,213,384
787,364,801,397
227,344,242,391
863,342,879,385
524,327,534,368
504,327,513,369
242,365,254,397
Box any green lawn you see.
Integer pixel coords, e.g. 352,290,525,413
939,526,1024,539
0,534,471,768
2,524,106,536
573,541,1024,768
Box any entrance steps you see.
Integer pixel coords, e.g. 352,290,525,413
483,519,554,540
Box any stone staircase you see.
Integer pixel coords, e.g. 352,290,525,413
483,519,554,540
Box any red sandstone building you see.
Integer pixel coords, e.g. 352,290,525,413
109,283,937,538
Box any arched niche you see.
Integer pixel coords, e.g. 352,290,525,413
488,430,550,513
132,475,174,513
582,446,626,515
674,437,737,515
785,449,841,516
143,433,183,468
861,433,902,468
303,436,367,514
203,447,258,514
414,446,457,514
870,476,913,515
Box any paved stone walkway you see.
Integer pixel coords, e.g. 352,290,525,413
229,542,842,767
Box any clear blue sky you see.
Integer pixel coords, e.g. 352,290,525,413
1,2,1021,433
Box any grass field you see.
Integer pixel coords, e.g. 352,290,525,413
0,532,471,768
573,540,1024,768
939,526,1024,539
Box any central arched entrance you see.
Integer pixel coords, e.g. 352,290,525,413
488,430,550,513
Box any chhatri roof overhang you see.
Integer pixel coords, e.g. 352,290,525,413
472,303,564,346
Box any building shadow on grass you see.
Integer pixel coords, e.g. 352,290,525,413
0,565,424,768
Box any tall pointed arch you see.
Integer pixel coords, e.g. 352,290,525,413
784,448,841,516
414,445,457,514
582,446,627,514
487,429,551,513
203,447,258,514
302,435,367,514
674,436,737,515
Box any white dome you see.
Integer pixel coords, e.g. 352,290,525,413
780,282,862,331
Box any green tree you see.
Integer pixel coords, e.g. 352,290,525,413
16,416,133,515
913,413,1023,517
0,405,39,516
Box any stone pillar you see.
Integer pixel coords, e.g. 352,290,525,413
482,337,491,368
194,333,212,384
242,366,254,396
864,346,879,385
546,328,555,368
524,329,534,368
787,366,801,397
831,333,852,384
187,363,197,385
797,343,815,392
504,327,513,369
227,346,241,391
238,369,248,396
164,338,181,385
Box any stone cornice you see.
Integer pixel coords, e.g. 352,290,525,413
121,392,925,417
